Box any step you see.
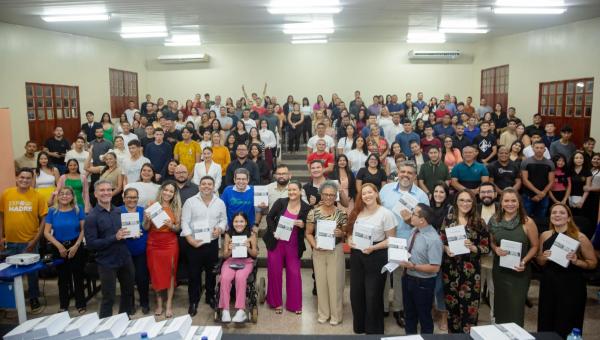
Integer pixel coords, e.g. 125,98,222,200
281,153,308,161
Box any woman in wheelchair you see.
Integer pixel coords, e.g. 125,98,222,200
219,212,258,323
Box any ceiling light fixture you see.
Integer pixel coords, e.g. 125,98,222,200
493,7,566,14
121,32,169,38
268,0,341,14
439,27,489,34
42,14,111,22
121,26,167,39
495,0,564,7
283,20,335,35
291,39,328,44
291,35,327,40
164,34,201,46
407,32,446,44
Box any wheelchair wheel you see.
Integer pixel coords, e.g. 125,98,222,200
251,306,258,323
258,277,266,304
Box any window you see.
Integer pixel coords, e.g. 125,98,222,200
481,65,509,112
109,68,138,118
539,78,593,119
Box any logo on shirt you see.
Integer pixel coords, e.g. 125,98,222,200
478,138,492,153
8,200,33,212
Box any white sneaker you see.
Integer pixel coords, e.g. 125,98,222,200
221,310,231,323
232,309,247,323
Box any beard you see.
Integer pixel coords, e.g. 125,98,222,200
481,197,495,206
277,178,290,186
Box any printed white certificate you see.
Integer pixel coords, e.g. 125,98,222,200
548,233,580,268
316,219,336,250
121,212,140,238
146,202,170,229
445,225,470,256
232,235,248,258
253,186,269,207
499,239,522,270
388,237,409,263
274,216,295,241
352,222,374,251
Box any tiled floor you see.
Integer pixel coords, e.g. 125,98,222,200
2,268,599,338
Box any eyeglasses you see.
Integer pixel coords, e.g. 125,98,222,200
125,196,139,200
321,193,336,198
58,192,73,196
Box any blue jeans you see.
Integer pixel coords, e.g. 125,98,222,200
434,271,446,311
402,275,436,334
4,242,39,299
522,194,549,219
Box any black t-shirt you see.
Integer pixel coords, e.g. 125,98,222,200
472,133,497,162
487,160,519,190
570,168,592,196
356,167,387,190
520,157,555,196
140,137,155,148
44,137,70,165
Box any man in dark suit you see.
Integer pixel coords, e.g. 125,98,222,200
81,111,103,142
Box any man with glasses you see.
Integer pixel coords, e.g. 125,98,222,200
120,187,149,315
255,164,292,228
487,146,521,193
379,161,429,327
225,143,260,186
0,168,48,312
476,182,499,322
180,176,227,314
222,168,256,230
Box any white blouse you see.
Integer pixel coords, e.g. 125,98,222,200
259,128,277,149
125,182,160,208
191,161,222,192
346,149,369,174
354,206,397,243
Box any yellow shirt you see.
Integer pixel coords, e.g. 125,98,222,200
211,146,231,176
0,187,48,243
174,140,201,174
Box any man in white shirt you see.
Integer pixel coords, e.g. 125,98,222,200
65,136,89,175
523,132,551,159
217,106,233,132
210,95,222,113
383,112,404,146
180,176,227,315
121,140,150,185
307,122,335,154
124,100,139,125
120,121,139,147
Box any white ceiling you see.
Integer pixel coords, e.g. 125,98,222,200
0,0,599,44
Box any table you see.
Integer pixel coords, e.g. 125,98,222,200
0,259,62,323
222,333,562,340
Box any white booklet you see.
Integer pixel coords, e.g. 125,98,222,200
192,221,213,243
352,222,374,251
232,235,248,258
393,192,419,214
274,216,295,241
146,202,170,229
253,185,269,207
499,239,522,270
445,225,470,255
121,212,140,238
548,233,580,268
388,237,409,263
316,219,336,250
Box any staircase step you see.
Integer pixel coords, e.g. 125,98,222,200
282,153,308,161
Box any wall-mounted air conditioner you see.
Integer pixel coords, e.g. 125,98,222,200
157,54,209,64
408,50,461,60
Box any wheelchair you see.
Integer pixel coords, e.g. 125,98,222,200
212,257,266,323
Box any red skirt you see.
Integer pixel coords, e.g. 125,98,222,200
146,231,179,290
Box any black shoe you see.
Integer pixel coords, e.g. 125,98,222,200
205,297,216,309
29,298,41,312
383,311,390,317
141,306,150,315
394,311,405,328
525,298,533,308
188,303,198,317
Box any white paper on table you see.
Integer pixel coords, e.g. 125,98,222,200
274,216,295,241
548,233,580,268
192,221,213,243
146,202,170,229
316,219,336,250
393,192,419,214
388,237,409,263
352,222,374,251
381,335,424,340
121,212,140,238
253,185,269,207
499,239,522,270
232,235,248,258
445,225,470,255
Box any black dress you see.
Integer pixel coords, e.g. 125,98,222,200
537,232,587,338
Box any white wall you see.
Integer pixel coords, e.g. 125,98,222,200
0,22,147,155
143,42,476,106
472,16,600,140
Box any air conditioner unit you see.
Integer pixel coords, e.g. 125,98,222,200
408,50,460,60
157,54,209,64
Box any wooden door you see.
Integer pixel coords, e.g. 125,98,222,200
109,68,138,118
481,65,509,112
539,78,593,147
26,83,81,147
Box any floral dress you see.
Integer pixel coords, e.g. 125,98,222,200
440,218,490,333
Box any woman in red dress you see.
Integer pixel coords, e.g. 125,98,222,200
144,180,182,318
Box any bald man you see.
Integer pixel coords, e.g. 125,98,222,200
174,164,199,205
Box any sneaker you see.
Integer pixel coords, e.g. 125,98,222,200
30,298,41,313
329,320,341,326
232,309,246,323
317,318,328,324
221,310,231,323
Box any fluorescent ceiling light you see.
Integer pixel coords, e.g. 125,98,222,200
43,6,107,15
283,20,334,34
493,7,566,14
164,34,201,46
121,32,168,38
496,0,564,7
121,25,167,33
439,27,489,34
284,27,334,34
291,39,328,44
291,34,327,40
407,32,446,43
268,7,341,14
42,14,111,22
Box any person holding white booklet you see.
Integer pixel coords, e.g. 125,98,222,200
305,181,348,326
439,190,490,333
219,212,258,323
347,183,397,334
536,203,597,338
488,188,539,326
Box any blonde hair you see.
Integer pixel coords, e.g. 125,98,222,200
156,180,182,220
548,203,580,240
52,186,79,215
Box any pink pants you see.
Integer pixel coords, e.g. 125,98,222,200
218,257,254,310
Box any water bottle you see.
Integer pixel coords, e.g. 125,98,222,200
140,332,148,340
566,328,582,340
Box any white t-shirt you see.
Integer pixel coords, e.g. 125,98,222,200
383,123,404,146
307,135,335,152
354,206,397,243
346,149,369,174
242,118,257,132
65,149,89,174
377,115,394,130
120,133,139,147
124,109,138,124
122,156,151,184
125,182,160,208
337,137,354,155
522,145,551,159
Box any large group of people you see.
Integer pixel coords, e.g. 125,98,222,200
3,88,600,337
